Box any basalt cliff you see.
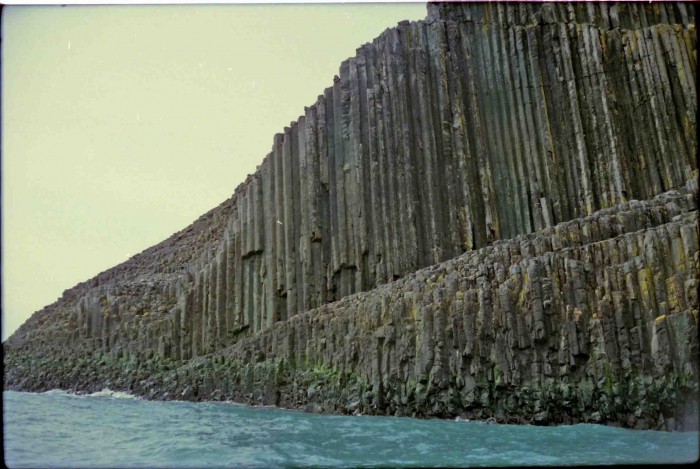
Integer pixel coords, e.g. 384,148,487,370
4,1,699,431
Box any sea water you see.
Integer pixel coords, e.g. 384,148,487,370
3,390,698,468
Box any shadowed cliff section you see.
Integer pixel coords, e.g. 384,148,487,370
4,2,698,429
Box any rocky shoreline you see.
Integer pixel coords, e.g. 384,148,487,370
4,1,698,433
6,182,700,431
6,183,699,433
4,347,697,431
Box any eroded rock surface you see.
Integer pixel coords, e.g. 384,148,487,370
4,2,698,430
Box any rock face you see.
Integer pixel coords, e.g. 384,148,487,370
4,2,698,430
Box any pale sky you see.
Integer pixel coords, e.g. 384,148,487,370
1,2,427,341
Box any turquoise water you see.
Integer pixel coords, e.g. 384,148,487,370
3,390,698,468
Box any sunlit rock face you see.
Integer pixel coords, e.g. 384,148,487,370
4,1,698,430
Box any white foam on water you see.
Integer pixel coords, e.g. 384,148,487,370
40,389,69,396
86,388,139,400
217,400,246,406
38,389,84,398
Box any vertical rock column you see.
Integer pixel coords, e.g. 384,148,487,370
153,2,696,362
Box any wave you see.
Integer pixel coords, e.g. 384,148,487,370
85,388,140,400
38,389,84,399
40,389,69,396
